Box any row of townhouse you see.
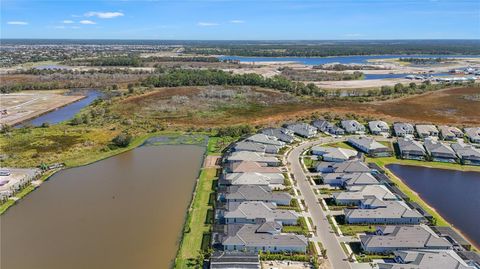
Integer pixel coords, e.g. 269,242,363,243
395,123,480,144
313,144,479,269
398,138,480,165
211,131,309,268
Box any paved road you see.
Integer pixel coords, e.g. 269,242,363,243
287,138,352,269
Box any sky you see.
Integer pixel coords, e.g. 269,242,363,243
1,0,479,40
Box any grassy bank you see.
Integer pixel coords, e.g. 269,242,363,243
175,137,228,269
369,156,480,173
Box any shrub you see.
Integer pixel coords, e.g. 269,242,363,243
112,132,132,147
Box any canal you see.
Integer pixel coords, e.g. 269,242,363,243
0,144,205,269
387,164,480,248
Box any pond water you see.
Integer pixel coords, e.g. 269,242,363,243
0,144,205,269
17,90,101,128
387,164,480,248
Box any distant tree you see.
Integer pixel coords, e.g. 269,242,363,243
112,132,132,147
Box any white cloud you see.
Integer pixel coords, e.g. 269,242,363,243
7,21,28,25
62,20,74,24
84,11,124,19
71,26,81,29
79,20,96,25
197,22,219,27
230,20,245,24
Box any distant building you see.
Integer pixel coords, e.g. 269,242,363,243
464,127,480,144
286,123,317,138
226,151,280,166
210,252,260,269
347,137,392,157
245,134,285,146
312,120,344,135
368,120,390,135
221,172,284,187
226,161,283,174
310,146,358,162
322,172,379,187
393,123,415,137
233,141,281,154
341,120,366,134
360,225,452,254
222,222,308,253
416,124,439,138
438,125,464,140
221,185,292,206
397,138,426,160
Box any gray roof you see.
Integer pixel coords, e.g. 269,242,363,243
224,201,299,222
316,160,372,173
348,137,389,152
210,252,260,269
415,125,439,136
312,120,332,131
341,120,365,133
234,142,268,153
225,185,291,202
227,151,280,164
438,125,463,138
360,225,452,250
464,127,480,141
397,138,426,154
378,250,475,269
222,222,308,248
311,146,358,160
345,200,423,220
394,122,415,135
451,143,480,159
286,123,317,136
261,128,295,143
245,134,285,146
224,172,284,186
324,172,379,186
369,121,390,133
424,139,456,157
334,185,397,201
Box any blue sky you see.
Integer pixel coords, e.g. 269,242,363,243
1,0,479,40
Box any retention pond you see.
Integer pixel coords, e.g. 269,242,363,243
1,144,205,269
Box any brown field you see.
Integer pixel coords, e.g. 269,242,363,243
0,91,84,126
114,86,480,127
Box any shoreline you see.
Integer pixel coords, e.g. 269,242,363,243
378,161,479,251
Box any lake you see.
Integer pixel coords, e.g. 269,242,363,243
387,164,480,248
0,144,205,269
17,90,101,128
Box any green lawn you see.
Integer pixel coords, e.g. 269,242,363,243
338,225,376,236
174,167,217,269
206,136,239,155
323,141,356,150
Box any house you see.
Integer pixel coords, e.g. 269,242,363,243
431,226,473,251
416,124,439,138
226,161,283,174
223,201,299,225
333,185,397,205
210,252,260,269
226,151,280,166
438,125,464,140
368,121,390,135
464,127,480,143
347,137,392,157
344,198,424,224
451,143,480,165
360,225,452,254
316,160,372,173
286,123,317,138
310,146,358,162
393,123,415,137
233,141,281,154
424,139,457,163
377,250,476,269
261,128,295,143
397,138,426,160
222,173,285,187
341,120,366,134
245,134,285,147
322,172,379,187
312,120,345,135
222,185,292,206
222,222,308,253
